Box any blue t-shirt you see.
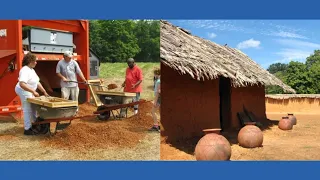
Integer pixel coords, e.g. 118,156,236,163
154,78,160,96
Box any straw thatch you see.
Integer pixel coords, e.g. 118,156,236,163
266,94,320,100
160,20,296,93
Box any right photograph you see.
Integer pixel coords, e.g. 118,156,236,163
160,20,320,160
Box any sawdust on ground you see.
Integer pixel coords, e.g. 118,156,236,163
41,101,155,151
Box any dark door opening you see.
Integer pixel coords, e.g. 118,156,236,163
219,77,231,131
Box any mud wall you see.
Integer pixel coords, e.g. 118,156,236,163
230,85,267,129
161,63,220,140
266,97,320,114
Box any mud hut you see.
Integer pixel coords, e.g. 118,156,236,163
160,20,296,140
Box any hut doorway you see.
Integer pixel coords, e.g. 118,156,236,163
219,77,231,131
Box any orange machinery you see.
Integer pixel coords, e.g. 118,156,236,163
0,20,90,118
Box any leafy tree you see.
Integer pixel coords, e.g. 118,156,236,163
267,63,288,74
306,50,320,69
89,20,160,63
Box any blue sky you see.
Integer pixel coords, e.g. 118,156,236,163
168,20,320,69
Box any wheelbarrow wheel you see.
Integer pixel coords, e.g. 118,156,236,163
97,106,110,121
35,117,50,135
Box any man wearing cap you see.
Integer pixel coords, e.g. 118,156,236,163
120,58,143,116
56,51,87,102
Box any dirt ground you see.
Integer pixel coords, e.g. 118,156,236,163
0,71,160,160
161,113,320,160
0,101,160,160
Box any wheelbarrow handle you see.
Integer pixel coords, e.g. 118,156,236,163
67,80,87,84
67,80,112,89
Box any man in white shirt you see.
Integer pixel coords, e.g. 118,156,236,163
56,51,87,101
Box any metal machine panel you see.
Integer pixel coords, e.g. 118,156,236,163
29,28,73,54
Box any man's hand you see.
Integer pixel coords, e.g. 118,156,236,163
131,84,136,89
122,82,125,88
62,77,68,82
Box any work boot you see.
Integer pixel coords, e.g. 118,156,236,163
24,128,38,136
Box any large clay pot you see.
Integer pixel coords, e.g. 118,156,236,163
288,113,297,125
238,123,263,148
195,130,231,161
278,116,293,130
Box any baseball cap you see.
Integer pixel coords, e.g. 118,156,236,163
64,51,73,58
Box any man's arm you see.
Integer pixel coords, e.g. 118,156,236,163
122,69,127,87
75,61,87,83
56,61,68,82
132,68,143,89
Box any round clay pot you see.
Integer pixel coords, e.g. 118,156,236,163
238,124,263,148
288,113,297,125
195,133,231,161
278,116,293,130
203,128,221,135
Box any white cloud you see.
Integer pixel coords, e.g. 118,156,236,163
275,49,312,62
207,32,217,39
275,39,320,49
237,39,261,49
173,20,309,40
268,31,308,39
262,48,312,68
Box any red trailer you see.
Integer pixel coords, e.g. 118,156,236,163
0,20,90,119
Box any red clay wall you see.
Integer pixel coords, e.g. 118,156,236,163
266,97,320,114
161,63,220,140
230,85,267,129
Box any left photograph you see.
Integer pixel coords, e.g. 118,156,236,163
0,20,160,160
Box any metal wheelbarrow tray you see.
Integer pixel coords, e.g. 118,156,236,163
95,91,137,120
27,96,79,134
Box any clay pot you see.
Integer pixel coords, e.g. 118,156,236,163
238,124,263,148
195,132,231,161
288,113,297,125
278,116,293,130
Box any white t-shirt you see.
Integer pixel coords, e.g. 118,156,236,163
16,66,40,91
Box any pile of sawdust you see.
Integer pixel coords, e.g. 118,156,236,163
107,84,118,89
77,103,97,117
41,101,155,151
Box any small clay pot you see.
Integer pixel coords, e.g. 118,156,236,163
203,128,221,135
288,113,297,125
278,116,293,130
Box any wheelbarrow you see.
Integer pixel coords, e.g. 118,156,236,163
27,96,148,135
94,91,137,120
27,96,79,135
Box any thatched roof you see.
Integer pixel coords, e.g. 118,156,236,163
266,94,320,100
160,20,296,93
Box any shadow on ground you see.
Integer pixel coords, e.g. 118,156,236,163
162,118,279,156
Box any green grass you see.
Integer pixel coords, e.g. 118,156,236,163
99,62,160,100
99,62,159,79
